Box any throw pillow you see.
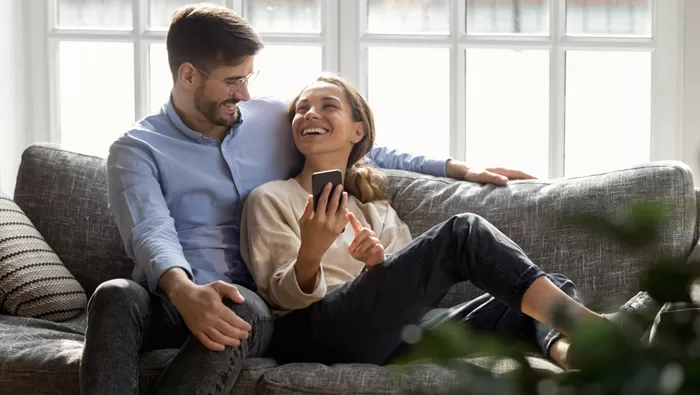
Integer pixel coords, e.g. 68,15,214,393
0,195,87,321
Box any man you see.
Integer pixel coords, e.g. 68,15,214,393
79,4,533,395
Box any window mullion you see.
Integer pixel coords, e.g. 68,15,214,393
549,0,566,179
322,0,339,72
134,0,147,121
339,0,361,87
231,0,243,15
452,0,466,161
650,0,683,163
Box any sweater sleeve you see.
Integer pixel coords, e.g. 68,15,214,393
240,188,327,312
374,202,413,257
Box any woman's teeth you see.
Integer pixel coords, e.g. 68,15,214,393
302,128,329,136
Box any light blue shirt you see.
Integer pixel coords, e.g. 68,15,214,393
107,97,448,293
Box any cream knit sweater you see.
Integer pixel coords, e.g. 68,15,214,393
240,179,413,315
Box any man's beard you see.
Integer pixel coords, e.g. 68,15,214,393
194,87,239,128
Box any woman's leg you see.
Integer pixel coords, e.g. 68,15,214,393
272,213,597,365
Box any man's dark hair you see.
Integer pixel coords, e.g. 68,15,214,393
166,4,264,81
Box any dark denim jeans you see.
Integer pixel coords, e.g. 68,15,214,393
79,279,273,395
271,213,579,365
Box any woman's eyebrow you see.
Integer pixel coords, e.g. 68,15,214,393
321,96,342,104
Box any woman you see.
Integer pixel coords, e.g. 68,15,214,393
240,74,600,368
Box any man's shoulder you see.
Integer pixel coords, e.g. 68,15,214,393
240,97,290,118
111,111,173,150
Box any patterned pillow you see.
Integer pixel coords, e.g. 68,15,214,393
0,195,87,321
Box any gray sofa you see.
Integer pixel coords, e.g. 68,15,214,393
1,143,699,395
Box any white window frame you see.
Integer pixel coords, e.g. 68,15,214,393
340,0,683,179
25,0,685,180
26,0,338,146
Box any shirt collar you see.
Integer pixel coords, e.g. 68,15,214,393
163,96,244,144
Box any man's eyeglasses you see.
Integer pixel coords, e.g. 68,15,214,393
196,67,259,96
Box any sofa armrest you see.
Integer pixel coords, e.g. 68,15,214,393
383,161,698,310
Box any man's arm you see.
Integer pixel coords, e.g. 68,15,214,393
364,145,448,177
107,139,194,293
365,146,536,185
108,138,250,351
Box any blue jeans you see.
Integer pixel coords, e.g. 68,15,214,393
271,213,577,365
79,279,273,395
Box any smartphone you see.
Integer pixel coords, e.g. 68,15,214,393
312,169,343,211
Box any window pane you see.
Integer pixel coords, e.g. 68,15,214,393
368,47,450,159
565,51,651,177
58,42,135,157
148,0,224,30
466,0,549,35
56,0,132,30
367,0,449,34
566,0,651,37
466,49,549,178
149,43,172,114
250,46,323,100
245,0,321,33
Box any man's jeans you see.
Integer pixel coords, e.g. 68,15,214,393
272,213,579,365
79,280,273,395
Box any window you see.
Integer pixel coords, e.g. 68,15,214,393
30,0,682,178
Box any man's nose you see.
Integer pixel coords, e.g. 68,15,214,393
234,83,251,102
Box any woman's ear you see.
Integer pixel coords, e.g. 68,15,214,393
352,122,366,143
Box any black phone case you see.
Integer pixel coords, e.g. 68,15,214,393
312,170,343,211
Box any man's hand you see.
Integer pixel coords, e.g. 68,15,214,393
162,269,252,351
446,159,536,186
347,212,385,268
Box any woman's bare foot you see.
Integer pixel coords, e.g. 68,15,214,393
549,338,571,369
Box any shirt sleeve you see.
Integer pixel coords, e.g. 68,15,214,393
240,188,327,312
107,137,193,294
363,145,449,177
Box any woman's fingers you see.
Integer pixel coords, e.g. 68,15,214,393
299,195,314,224
355,236,381,257
316,183,333,215
349,229,374,253
325,184,344,215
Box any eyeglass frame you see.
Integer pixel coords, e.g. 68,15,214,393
195,67,259,96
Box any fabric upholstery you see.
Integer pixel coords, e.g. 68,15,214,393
13,145,134,297
258,357,561,394
383,163,697,310
0,192,86,321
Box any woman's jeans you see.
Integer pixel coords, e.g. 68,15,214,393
271,213,580,365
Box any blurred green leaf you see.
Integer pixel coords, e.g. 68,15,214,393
640,261,698,304
565,202,669,249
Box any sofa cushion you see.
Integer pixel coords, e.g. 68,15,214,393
383,162,698,310
258,357,561,394
0,192,87,321
13,144,133,296
0,313,275,395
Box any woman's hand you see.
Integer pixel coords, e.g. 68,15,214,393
297,183,349,263
347,212,385,268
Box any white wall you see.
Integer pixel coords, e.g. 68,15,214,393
0,0,27,196
684,0,700,186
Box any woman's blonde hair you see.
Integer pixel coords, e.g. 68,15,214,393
288,74,387,203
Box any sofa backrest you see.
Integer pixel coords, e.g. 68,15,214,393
13,144,699,309
13,145,132,296
382,165,699,309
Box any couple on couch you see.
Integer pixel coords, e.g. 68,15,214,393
80,4,619,395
